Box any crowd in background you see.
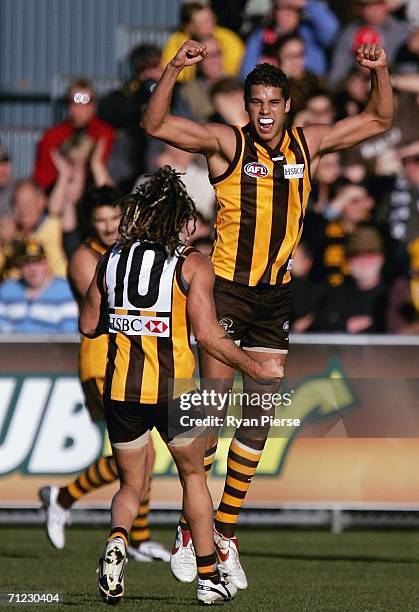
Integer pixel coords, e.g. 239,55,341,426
0,0,418,335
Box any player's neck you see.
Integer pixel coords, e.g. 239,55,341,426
248,123,285,150
266,132,284,149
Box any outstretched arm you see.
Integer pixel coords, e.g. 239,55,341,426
140,40,233,156
304,44,394,157
185,254,284,382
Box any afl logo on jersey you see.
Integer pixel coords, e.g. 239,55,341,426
244,162,269,178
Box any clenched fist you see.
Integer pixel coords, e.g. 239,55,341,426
253,358,284,385
356,44,388,70
170,40,207,70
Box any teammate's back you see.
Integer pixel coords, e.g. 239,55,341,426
103,239,195,404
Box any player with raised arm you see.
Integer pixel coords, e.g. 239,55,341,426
140,41,394,589
79,167,284,605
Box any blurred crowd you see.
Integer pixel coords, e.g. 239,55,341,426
0,0,418,335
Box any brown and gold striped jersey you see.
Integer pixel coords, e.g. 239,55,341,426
211,124,311,286
102,241,195,404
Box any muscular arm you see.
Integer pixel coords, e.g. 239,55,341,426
68,246,98,304
140,40,235,160
184,254,283,381
304,44,394,158
79,267,102,337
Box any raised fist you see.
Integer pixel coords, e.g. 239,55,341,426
356,44,388,70
170,40,207,70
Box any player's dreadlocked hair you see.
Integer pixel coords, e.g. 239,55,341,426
117,165,197,256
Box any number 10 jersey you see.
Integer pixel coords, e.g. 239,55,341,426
102,240,196,404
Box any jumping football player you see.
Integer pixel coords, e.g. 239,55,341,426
140,41,394,588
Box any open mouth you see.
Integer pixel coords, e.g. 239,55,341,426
258,117,274,132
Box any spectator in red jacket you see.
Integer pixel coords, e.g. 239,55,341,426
33,78,115,191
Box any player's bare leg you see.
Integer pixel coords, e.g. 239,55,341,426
167,434,237,603
127,440,171,562
39,423,169,559
214,350,287,589
170,348,234,582
98,438,151,605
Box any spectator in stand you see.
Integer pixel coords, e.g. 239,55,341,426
305,181,375,287
0,144,13,218
162,2,244,82
311,225,388,333
45,138,115,259
181,35,225,123
373,140,419,278
0,180,68,281
302,153,342,280
393,27,419,73
33,78,115,191
0,241,77,334
303,90,336,123
335,68,371,121
387,271,419,333
293,89,336,126
147,143,216,221
290,242,327,332
209,78,248,126
338,70,419,178
329,0,409,87
306,152,342,215
99,44,193,184
240,0,339,78
275,33,325,120
211,0,248,33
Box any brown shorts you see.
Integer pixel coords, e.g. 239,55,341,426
213,276,291,353
103,396,204,445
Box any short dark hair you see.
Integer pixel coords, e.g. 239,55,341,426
129,44,161,75
244,63,290,103
180,2,206,26
210,77,243,100
81,185,124,222
275,33,304,57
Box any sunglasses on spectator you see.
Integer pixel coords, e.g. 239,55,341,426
70,92,94,105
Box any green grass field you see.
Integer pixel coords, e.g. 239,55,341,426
3,526,419,611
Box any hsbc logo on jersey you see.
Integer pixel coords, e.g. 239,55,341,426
109,314,170,337
244,162,269,178
283,164,304,179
